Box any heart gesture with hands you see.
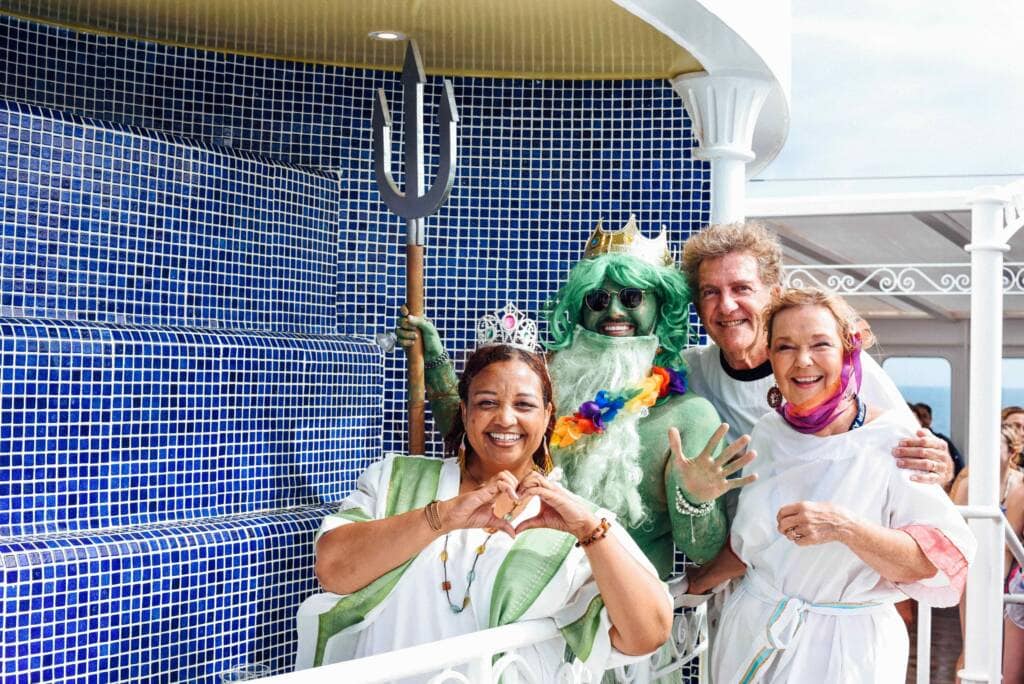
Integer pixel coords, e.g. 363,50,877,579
513,471,601,541
439,470,523,538
671,423,758,505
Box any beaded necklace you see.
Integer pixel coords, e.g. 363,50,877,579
439,465,533,614
440,531,494,613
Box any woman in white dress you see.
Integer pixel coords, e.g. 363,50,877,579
296,338,673,681
704,288,975,683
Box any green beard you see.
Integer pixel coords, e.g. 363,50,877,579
549,327,658,527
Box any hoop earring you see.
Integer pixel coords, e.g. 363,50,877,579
767,385,783,409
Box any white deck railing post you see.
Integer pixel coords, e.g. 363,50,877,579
960,186,1012,683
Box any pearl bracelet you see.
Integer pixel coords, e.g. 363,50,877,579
674,488,715,517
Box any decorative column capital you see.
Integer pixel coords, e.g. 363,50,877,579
670,70,772,163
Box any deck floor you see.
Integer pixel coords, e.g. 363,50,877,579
907,606,962,684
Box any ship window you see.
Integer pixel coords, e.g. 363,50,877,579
882,356,953,438
1004,358,1024,410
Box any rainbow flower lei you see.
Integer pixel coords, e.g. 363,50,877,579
550,366,687,448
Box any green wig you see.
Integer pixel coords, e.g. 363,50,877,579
544,254,694,369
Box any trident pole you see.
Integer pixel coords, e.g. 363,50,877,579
960,184,1017,683
372,41,459,456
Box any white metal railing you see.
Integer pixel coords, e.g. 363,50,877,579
264,578,708,683
782,262,1024,296
914,505,1024,684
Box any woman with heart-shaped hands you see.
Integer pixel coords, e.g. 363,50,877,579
298,336,673,680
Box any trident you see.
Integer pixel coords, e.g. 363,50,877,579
372,40,459,456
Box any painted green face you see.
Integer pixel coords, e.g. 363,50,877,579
580,277,660,337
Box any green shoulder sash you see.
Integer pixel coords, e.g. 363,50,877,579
489,498,605,664
313,456,443,666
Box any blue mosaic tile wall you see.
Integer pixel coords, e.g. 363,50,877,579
0,11,710,684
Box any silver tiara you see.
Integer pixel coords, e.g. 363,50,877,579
475,302,540,352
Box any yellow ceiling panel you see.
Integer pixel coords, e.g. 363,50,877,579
0,0,703,79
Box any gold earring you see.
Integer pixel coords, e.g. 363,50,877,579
458,435,467,470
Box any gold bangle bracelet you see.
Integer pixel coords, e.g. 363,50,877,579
424,500,443,531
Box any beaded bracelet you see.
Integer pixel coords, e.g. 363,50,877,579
424,350,451,370
674,488,716,517
575,518,611,547
424,500,443,531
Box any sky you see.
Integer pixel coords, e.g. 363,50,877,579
758,0,1024,184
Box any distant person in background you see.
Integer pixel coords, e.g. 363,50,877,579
913,403,965,481
1005,406,1024,429
950,424,1024,680
1005,406,1024,448
1001,427,1024,684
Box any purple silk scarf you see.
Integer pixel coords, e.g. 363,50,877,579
776,336,863,434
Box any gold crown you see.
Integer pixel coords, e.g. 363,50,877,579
582,214,675,268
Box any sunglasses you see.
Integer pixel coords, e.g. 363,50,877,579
584,287,646,312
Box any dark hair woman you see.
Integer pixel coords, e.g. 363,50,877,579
297,319,672,680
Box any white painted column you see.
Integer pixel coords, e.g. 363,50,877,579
960,186,1011,684
670,70,771,224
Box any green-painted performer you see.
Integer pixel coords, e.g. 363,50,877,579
296,321,673,676
398,217,755,576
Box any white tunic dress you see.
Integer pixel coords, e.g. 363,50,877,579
295,455,669,683
711,412,975,683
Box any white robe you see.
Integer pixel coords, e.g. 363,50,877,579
711,412,976,683
295,455,670,683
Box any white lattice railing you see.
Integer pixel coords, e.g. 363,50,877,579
264,578,708,683
782,262,1024,296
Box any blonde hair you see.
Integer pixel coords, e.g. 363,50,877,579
1003,424,1024,468
764,287,876,353
1002,406,1024,424
681,221,784,293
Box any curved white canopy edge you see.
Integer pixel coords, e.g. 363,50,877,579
615,0,791,178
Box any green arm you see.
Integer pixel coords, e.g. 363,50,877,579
397,312,460,438
664,396,729,566
425,360,460,437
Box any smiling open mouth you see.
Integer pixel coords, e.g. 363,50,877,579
791,375,823,387
600,321,635,335
487,432,523,444
717,319,747,328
